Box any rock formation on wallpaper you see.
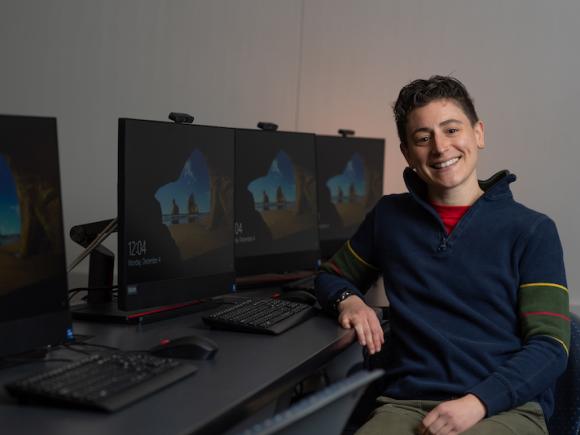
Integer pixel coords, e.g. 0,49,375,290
0,145,65,295
2,154,63,258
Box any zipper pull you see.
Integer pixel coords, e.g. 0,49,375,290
438,236,448,252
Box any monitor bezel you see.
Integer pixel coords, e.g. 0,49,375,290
0,114,71,358
233,128,321,278
117,118,236,311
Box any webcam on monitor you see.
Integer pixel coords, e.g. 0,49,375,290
257,122,278,131
338,129,355,138
168,112,194,124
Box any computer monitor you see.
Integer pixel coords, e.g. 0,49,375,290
234,129,320,278
315,135,384,260
118,119,235,311
0,115,71,358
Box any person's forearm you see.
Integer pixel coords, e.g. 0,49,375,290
468,336,567,416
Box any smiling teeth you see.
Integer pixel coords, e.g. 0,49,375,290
433,158,459,169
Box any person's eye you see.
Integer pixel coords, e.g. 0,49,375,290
415,136,430,145
447,128,459,134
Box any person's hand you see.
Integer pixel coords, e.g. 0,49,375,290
337,295,384,354
418,394,486,435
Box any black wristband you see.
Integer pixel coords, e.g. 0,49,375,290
334,290,355,311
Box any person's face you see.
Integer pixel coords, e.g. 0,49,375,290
400,98,485,199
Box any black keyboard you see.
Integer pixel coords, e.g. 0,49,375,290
203,298,317,335
5,352,198,412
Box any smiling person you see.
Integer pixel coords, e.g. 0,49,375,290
315,76,570,434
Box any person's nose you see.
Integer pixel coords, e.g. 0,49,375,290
431,131,450,155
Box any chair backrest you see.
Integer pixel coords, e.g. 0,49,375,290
239,369,384,435
547,312,580,435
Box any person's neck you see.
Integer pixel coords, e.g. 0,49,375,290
428,181,484,206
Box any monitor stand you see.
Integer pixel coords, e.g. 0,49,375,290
69,231,220,324
71,299,219,325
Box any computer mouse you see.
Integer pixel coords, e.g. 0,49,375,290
279,290,318,306
149,335,218,360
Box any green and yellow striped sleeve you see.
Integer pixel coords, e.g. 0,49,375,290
320,240,379,291
519,282,570,354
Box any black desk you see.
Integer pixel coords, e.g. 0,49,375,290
0,307,355,435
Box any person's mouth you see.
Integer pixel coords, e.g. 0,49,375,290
430,157,461,169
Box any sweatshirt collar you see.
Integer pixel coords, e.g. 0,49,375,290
403,168,516,204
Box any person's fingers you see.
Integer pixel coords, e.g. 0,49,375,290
339,314,352,329
353,322,367,346
369,315,383,351
372,328,382,353
338,305,385,353
377,316,385,344
427,419,446,435
422,409,438,431
362,318,377,354
436,422,454,435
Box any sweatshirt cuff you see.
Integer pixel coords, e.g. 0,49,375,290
315,272,364,314
467,374,514,417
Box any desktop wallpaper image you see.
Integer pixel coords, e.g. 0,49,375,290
0,145,66,295
316,137,384,242
155,149,231,261
234,137,318,258
326,153,367,230
0,155,21,245
248,150,313,242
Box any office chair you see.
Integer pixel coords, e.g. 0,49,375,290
547,312,580,435
239,369,384,435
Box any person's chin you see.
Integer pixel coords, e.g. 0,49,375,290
427,171,463,190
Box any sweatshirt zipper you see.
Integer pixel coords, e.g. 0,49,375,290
438,235,448,252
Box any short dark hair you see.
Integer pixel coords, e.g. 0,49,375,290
393,75,479,146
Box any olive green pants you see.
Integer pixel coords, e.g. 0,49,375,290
355,396,548,435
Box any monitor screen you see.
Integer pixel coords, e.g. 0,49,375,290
118,119,235,311
234,129,320,277
316,135,384,259
0,115,71,358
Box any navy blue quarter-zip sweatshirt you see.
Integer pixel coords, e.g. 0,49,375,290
316,169,570,420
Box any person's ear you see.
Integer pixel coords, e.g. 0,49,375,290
400,143,413,168
474,120,485,150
